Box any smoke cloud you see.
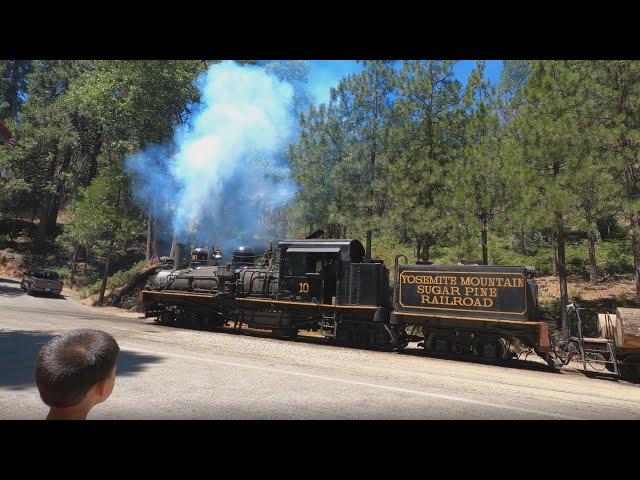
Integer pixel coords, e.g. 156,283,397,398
126,60,362,255
126,61,299,253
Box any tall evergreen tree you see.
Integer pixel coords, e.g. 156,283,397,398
329,61,396,257
386,60,462,262
447,61,506,264
514,61,593,336
63,160,141,304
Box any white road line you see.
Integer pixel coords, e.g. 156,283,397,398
121,345,582,420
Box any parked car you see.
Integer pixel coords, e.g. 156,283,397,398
21,269,63,296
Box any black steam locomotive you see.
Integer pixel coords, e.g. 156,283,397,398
140,231,551,361
141,233,397,349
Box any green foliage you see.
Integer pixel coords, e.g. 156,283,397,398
0,60,33,119
62,161,143,255
78,259,147,299
50,266,71,279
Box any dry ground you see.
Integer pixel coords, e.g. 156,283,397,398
535,275,636,311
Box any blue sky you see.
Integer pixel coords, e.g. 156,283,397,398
453,60,503,85
306,60,504,105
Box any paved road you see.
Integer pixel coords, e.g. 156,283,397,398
2,277,640,420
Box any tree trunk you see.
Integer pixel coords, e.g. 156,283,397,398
551,230,558,275
70,244,79,286
46,148,72,236
98,247,112,306
34,196,51,252
10,207,18,240
556,214,569,339
87,133,102,185
587,227,598,284
146,208,153,261
46,198,61,235
400,225,409,244
365,229,372,260
481,213,488,265
518,225,526,254
152,217,160,260
632,216,640,306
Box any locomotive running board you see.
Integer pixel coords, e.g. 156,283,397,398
140,289,379,311
234,297,378,310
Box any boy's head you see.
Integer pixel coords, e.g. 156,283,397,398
35,329,119,410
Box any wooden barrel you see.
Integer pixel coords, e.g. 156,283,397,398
615,308,640,349
597,313,615,340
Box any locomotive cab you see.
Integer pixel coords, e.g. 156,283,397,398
282,249,341,304
278,239,388,308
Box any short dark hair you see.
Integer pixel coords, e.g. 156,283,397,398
35,329,120,408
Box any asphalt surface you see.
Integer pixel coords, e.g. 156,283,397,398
2,276,640,420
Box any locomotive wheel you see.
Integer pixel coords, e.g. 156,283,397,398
272,328,298,339
353,325,371,348
285,328,298,339
335,325,353,347
373,326,392,350
187,313,202,330
426,334,452,355
158,311,176,326
477,338,507,360
621,359,640,381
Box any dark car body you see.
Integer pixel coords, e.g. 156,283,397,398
21,269,63,296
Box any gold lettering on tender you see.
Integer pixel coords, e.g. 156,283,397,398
404,272,525,312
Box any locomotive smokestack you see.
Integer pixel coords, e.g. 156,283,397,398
169,235,176,259
172,243,185,270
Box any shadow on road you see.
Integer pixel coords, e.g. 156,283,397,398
401,346,556,373
0,277,21,284
0,330,163,391
0,283,26,298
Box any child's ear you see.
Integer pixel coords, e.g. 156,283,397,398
95,378,109,399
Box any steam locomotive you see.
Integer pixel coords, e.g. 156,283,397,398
140,231,550,360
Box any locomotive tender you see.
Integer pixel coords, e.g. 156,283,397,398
391,257,550,360
140,235,549,360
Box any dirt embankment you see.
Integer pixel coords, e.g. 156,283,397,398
535,275,636,310
0,249,29,278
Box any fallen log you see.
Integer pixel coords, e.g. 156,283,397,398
615,308,640,349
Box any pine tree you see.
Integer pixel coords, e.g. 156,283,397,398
386,60,462,262
514,61,589,337
447,61,506,264
595,61,640,301
63,161,142,304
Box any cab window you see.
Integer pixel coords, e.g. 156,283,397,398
288,253,321,276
